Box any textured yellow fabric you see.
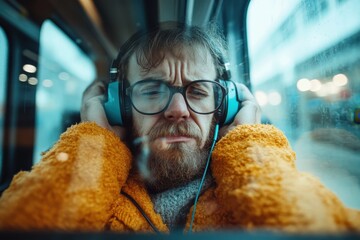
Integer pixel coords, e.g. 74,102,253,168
0,122,132,230
0,123,359,233
108,176,169,232
203,124,360,232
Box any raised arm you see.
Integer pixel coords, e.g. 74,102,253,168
0,122,132,231
211,124,360,232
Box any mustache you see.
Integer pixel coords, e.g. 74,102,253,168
132,120,203,181
148,121,202,142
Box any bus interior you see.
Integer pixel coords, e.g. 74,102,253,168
0,0,360,238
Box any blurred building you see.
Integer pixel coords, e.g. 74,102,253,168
248,0,360,141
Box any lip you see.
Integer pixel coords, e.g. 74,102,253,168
161,136,194,143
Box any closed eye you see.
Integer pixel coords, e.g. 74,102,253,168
187,87,209,98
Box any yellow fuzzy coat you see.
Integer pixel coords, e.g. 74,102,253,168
0,122,359,232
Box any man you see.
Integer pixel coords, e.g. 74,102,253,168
0,22,359,233
81,23,260,192
80,22,260,230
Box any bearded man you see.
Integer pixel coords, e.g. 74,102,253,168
1,22,358,233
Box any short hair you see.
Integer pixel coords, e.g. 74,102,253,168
113,21,229,81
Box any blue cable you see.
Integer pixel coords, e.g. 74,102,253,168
188,124,219,232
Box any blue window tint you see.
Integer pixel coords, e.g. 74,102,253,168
247,0,360,208
0,26,8,178
34,20,96,163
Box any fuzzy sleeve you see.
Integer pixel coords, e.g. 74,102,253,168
0,122,132,231
211,124,360,232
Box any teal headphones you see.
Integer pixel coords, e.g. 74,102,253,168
103,26,242,127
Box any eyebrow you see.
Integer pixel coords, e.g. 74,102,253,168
136,78,217,90
138,77,196,86
139,77,164,81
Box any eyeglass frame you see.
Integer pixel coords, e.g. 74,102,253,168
125,79,228,115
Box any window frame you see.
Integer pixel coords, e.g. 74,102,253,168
0,4,40,189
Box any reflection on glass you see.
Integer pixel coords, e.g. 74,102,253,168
0,27,8,178
34,20,96,164
247,0,360,208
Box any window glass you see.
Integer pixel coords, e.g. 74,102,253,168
247,0,360,208
0,26,8,176
34,20,96,163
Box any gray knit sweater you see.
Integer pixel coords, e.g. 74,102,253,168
150,175,213,230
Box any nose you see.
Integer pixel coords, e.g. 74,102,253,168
164,93,190,121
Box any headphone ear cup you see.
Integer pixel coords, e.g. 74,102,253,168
218,80,240,126
122,81,132,127
104,82,124,126
217,80,227,126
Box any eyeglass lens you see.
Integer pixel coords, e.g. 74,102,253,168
129,80,224,115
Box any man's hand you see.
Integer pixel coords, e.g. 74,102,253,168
81,81,126,140
218,83,261,138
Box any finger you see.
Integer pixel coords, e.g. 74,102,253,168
218,102,260,138
82,102,126,141
81,81,108,126
218,83,261,138
235,100,261,125
235,83,261,124
236,83,256,102
81,81,127,141
81,80,107,123
82,81,106,102
81,97,110,127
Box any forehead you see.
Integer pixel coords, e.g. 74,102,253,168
126,45,217,83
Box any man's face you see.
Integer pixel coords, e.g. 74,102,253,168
127,46,217,192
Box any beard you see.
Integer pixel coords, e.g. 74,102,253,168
132,120,215,193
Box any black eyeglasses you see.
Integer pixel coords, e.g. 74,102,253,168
125,79,227,115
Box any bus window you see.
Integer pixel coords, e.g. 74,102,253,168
247,0,360,208
0,26,8,178
34,20,96,164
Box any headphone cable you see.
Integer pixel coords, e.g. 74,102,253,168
121,191,160,233
188,124,219,232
